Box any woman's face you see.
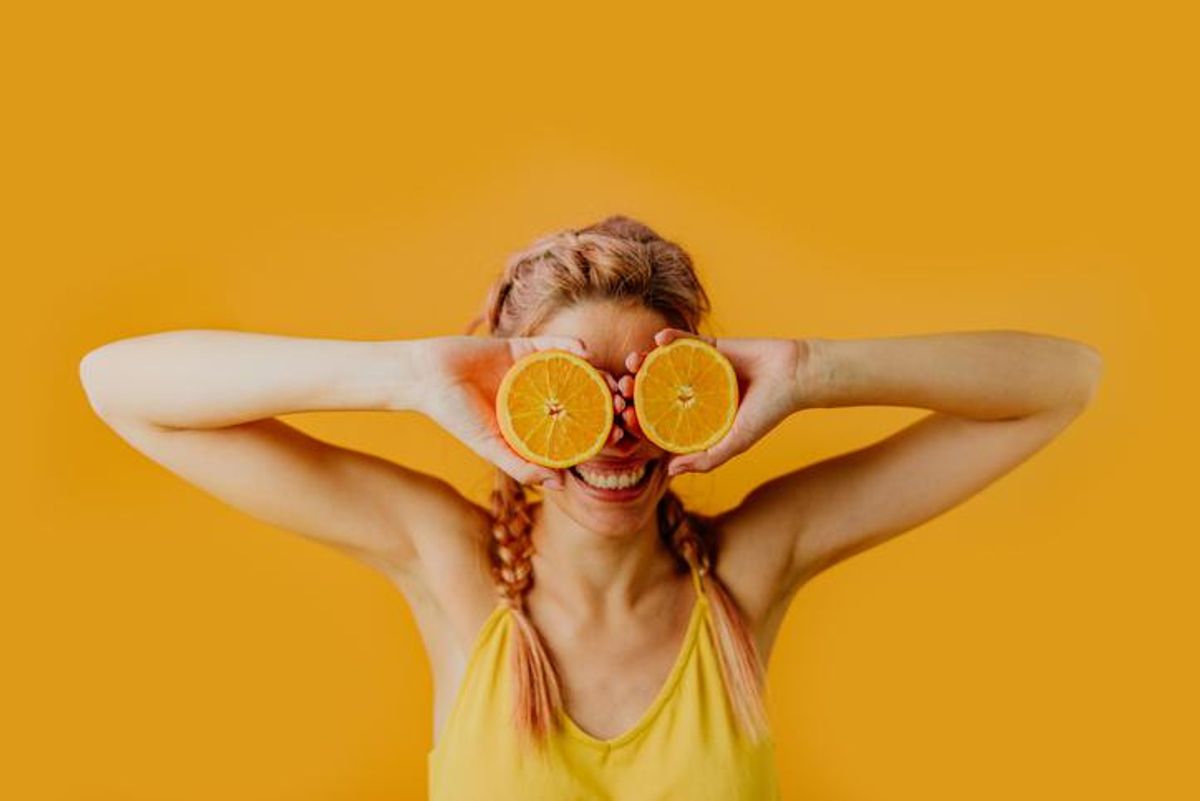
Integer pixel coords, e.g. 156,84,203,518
533,298,674,536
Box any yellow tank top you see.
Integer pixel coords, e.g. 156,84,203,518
427,561,782,800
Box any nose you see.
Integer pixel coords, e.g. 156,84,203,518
601,422,658,459
606,435,639,455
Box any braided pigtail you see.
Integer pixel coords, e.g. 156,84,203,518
487,472,564,750
659,489,772,745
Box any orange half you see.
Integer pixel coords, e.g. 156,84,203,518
496,349,614,469
632,337,739,454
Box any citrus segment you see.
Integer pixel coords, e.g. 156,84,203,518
632,337,738,454
496,349,614,469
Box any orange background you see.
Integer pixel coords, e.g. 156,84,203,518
4,2,1195,799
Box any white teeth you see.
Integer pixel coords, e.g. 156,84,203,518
576,463,647,490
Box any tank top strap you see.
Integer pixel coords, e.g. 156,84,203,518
688,559,706,599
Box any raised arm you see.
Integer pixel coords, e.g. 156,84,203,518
625,328,1104,628
77,330,492,584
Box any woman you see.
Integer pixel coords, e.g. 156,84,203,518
78,215,1103,799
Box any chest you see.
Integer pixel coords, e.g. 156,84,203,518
421,570,790,748
550,609,700,741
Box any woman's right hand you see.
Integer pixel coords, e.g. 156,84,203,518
410,335,622,489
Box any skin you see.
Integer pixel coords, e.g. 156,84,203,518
78,300,1103,745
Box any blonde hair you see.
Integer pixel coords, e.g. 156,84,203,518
467,215,770,750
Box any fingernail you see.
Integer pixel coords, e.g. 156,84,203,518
542,477,563,490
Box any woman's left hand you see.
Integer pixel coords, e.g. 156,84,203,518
618,329,813,475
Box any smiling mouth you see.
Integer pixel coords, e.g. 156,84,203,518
569,459,659,495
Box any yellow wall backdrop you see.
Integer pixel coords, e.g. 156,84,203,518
4,2,1194,799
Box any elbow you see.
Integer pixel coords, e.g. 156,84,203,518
79,347,120,422
1069,343,1105,411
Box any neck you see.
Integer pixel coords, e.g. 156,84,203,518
528,498,681,619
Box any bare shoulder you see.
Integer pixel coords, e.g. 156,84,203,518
704,494,812,668
361,492,504,744
363,490,501,664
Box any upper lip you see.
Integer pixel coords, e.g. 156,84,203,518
575,456,655,471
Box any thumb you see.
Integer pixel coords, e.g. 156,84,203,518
667,449,716,476
476,431,564,488
666,430,748,476
667,452,704,476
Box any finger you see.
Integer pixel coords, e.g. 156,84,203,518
625,350,645,374
671,441,741,474
599,369,620,394
525,462,566,489
667,450,708,476
478,432,562,487
621,406,641,437
608,424,624,445
667,430,748,475
540,468,566,490
613,393,626,413
663,453,688,477
519,463,563,488
653,328,716,348
652,328,693,347
617,374,635,399
666,454,698,476
511,335,588,360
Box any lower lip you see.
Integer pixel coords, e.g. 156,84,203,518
568,460,658,502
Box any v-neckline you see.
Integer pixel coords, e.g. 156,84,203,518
555,589,708,750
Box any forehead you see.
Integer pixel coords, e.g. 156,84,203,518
535,298,673,374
